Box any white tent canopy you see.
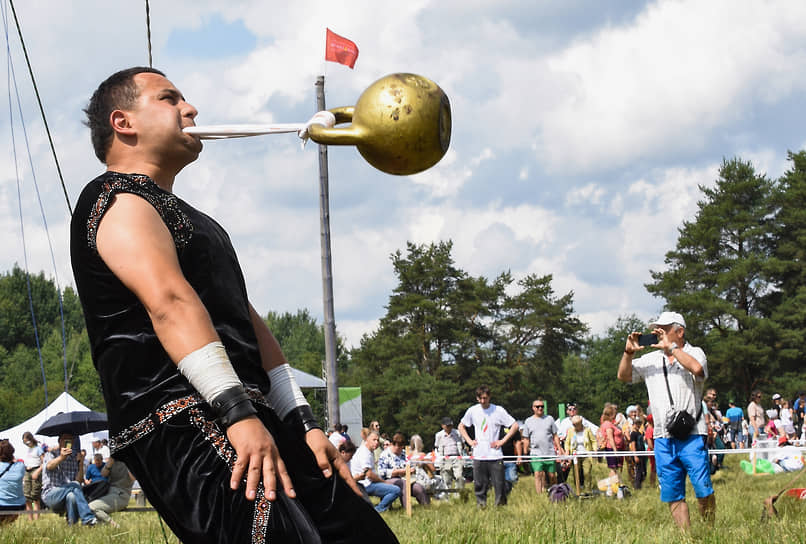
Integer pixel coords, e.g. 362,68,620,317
290,367,325,388
0,392,105,459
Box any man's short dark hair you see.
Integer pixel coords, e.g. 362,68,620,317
84,67,165,163
476,385,491,397
338,440,356,455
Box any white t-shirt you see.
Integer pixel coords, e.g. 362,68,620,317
460,403,515,460
349,443,375,487
328,432,346,448
24,444,44,469
92,445,111,461
631,343,708,439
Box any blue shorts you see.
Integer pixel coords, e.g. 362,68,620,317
654,435,713,502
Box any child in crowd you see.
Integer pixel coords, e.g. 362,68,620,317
629,417,646,489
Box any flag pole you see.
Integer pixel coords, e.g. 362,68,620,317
316,75,340,428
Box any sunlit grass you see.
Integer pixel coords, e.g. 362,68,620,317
2,456,805,543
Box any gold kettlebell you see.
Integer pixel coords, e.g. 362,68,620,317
307,73,451,176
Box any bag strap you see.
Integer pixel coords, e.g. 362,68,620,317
0,462,14,479
661,356,676,407
662,353,703,422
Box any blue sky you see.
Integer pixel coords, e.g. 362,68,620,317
2,0,805,347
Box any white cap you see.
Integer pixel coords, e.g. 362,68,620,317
772,393,782,400
650,311,686,328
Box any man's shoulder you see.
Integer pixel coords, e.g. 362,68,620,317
464,403,482,416
683,343,706,359
356,444,371,458
493,403,514,417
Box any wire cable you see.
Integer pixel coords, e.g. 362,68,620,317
145,0,152,67
4,12,70,397
3,0,48,407
7,0,71,215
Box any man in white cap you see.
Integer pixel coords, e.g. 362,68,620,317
617,311,714,530
91,434,111,463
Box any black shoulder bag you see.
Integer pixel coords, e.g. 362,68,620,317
662,357,703,440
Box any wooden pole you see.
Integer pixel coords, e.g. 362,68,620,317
405,447,412,517
315,75,340,428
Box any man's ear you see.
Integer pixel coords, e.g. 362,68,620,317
110,110,135,136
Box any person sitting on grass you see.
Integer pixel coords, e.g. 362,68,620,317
88,457,136,527
0,439,26,526
41,434,97,526
350,431,401,512
378,432,429,507
84,454,107,484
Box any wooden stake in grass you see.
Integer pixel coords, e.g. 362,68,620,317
405,446,412,518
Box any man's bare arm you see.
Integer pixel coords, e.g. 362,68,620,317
96,194,219,358
248,305,289,373
96,194,293,502
458,422,476,447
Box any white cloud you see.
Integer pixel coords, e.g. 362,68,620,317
410,147,494,198
566,183,606,207
1,0,804,354
538,0,806,172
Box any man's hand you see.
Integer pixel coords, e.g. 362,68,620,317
491,440,503,449
652,327,673,353
304,428,363,497
227,416,295,502
625,332,644,355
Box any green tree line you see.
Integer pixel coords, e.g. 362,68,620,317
2,152,806,443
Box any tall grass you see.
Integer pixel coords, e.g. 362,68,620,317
2,455,805,543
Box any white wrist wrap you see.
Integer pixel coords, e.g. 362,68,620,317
177,341,242,402
266,363,308,419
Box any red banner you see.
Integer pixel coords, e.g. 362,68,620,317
325,28,359,69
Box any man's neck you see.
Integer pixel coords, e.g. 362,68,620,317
106,159,177,192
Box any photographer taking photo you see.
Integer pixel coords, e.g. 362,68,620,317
617,312,715,530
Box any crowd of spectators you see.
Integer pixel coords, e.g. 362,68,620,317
326,384,806,513
0,431,135,527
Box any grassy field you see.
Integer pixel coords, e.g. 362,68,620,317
2,456,806,543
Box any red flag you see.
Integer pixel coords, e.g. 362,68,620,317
325,28,359,69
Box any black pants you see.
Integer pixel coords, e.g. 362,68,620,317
633,457,646,489
118,402,397,543
472,459,506,506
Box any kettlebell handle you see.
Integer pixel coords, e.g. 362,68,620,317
307,107,362,146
